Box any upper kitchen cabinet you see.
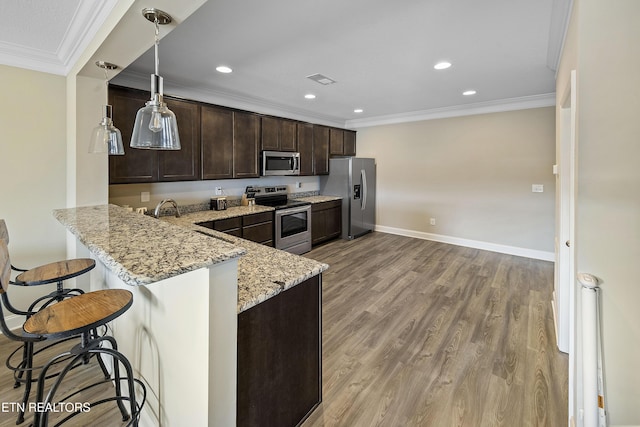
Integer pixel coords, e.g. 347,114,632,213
261,116,297,152
201,105,234,179
233,111,260,178
108,86,201,184
329,128,356,157
202,107,260,179
297,122,314,176
313,125,330,175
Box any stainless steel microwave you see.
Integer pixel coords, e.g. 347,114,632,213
261,151,300,176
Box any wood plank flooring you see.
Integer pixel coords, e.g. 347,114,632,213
302,232,568,427
0,232,567,426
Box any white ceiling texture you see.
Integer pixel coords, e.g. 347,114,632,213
0,0,572,127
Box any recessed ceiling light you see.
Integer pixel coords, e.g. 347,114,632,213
434,61,452,70
304,94,316,99
216,65,232,73
463,90,477,96
354,109,363,113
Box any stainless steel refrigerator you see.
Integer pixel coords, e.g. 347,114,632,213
320,157,376,240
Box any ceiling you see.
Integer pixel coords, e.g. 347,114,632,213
0,0,572,127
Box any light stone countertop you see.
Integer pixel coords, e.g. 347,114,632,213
293,195,342,204
53,205,246,287
54,204,328,313
163,211,329,313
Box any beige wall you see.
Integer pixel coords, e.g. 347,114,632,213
0,65,68,314
558,0,640,424
356,107,556,255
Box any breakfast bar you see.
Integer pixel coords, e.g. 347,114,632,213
52,204,328,426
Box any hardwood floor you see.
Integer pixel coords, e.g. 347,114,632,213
0,232,567,426
303,232,568,427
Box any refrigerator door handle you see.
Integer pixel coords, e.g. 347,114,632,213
361,169,367,211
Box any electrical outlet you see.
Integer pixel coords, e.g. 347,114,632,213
430,218,436,226
141,192,150,202
215,187,222,195
296,182,302,189
532,184,544,193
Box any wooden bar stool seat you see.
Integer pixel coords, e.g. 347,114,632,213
0,241,145,426
14,258,95,310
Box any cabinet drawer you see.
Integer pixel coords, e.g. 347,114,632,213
243,212,273,226
214,217,242,232
243,222,273,244
311,199,341,212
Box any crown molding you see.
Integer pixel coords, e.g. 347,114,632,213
345,93,556,129
0,0,116,76
547,0,574,73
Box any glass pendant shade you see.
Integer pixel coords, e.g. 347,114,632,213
131,74,181,150
89,105,125,155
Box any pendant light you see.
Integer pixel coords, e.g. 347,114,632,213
130,8,181,150
89,61,125,155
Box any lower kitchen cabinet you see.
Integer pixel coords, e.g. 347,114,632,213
196,212,273,246
237,275,321,427
242,211,273,246
311,200,342,246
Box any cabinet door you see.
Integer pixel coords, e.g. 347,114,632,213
343,130,356,157
313,125,329,175
280,119,297,151
202,105,234,180
311,209,326,245
108,86,157,183
159,97,201,181
329,128,344,156
233,111,260,178
260,116,280,151
325,204,342,240
261,117,297,152
297,123,314,176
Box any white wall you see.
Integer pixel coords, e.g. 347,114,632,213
0,65,68,316
355,107,556,258
557,0,640,424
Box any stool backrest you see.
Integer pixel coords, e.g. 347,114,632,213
0,239,9,294
0,219,9,245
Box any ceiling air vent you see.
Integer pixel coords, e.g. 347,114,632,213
306,73,336,85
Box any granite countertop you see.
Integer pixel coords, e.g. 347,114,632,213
53,205,246,286
163,212,329,313
293,195,342,204
54,204,328,313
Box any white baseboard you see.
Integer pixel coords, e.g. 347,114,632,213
375,225,555,261
1,313,23,334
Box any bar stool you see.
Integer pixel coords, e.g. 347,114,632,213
0,220,97,423
0,240,145,426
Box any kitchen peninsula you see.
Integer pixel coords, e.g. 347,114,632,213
53,204,328,427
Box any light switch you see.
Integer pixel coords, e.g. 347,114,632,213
532,184,544,193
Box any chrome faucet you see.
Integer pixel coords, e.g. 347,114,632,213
154,199,181,218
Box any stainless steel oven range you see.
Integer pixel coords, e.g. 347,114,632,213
250,186,312,255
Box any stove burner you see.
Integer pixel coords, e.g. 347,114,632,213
250,185,311,210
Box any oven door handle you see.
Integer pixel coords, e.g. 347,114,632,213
277,204,311,216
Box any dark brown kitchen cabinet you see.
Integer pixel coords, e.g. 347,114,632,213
233,111,260,178
261,116,297,152
329,128,356,157
196,212,273,246
238,274,321,427
343,130,356,156
108,86,201,184
201,105,234,179
242,212,273,246
329,128,344,156
311,200,342,246
297,123,314,176
312,125,330,175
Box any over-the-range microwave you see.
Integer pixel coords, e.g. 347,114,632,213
261,151,300,176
